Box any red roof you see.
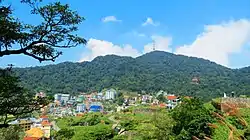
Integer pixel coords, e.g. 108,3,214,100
159,103,166,107
40,115,48,119
24,137,40,140
41,120,51,126
167,95,177,100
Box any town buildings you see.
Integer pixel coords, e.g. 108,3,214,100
76,103,85,113
89,102,103,112
105,89,117,100
54,93,70,103
76,95,85,103
166,94,181,109
9,118,36,131
141,95,153,104
35,92,46,98
10,116,52,140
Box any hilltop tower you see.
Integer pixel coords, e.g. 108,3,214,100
153,41,156,51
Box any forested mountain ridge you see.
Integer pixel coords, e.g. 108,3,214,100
14,51,250,100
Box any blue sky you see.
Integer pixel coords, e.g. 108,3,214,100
1,0,250,68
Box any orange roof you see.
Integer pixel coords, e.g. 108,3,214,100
24,137,40,140
26,128,44,138
41,120,51,126
167,95,177,100
159,103,166,107
40,115,48,119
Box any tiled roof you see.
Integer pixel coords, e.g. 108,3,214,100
26,128,44,138
40,115,48,119
167,95,177,100
41,120,51,126
159,103,166,107
24,137,40,140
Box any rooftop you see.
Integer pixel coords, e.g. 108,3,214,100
26,128,44,138
167,95,177,100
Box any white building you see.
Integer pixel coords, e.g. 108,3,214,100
54,94,70,103
76,103,85,113
166,94,181,109
35,92,46,98
97,92,103,100
105,89,117,100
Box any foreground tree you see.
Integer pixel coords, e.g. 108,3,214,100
0,125,25,140
152,110,176,140
0,69,49,127
54,128,75,140
0,0,86,62
171,98,214,140
0,0,86,127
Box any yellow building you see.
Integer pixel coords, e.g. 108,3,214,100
25,127,44,140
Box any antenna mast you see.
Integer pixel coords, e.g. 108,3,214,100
153,41,156,51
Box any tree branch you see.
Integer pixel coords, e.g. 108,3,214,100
0,1,86,62
23,51,61,62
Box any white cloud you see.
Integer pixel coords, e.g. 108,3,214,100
142,17,159,26
80,19,250,67
175,19,250,67
102,16,121,23
80,38,140,62
143,35,172,53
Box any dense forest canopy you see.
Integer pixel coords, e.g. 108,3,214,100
14,51,250,101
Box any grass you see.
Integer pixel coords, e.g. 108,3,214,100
212,122,229,140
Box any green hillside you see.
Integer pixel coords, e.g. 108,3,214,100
14,51,250,100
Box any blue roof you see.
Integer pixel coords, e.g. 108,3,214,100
89,105,102,112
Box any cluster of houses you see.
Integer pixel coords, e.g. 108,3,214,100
6,89,182,140
9,115,52,140
50,89,117,117
36,89,182,117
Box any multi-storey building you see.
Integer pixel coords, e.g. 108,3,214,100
105,89,117,100
76,103,85,113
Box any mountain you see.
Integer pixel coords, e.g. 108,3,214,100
14,51,250,101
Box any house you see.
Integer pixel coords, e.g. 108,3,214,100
54,94,70,104
152,99,160,105
141,95,152,103
76,95,85,103
9,118,38,131
105,89,117,100
24,118,51,140
31,116,51,139
10,116,52,139
67,99,76,106
35,92,46,98
24,128,44,140
89,105,103,112
166,95,181,109
76,103,85,113
40,120,51,138
192,77,200,84
89,102,103,112
97,92,103,100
